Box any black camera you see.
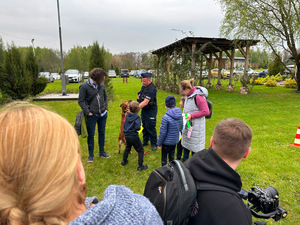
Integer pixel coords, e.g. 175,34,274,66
239,186,287,222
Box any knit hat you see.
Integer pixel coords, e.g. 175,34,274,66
165,95,176,108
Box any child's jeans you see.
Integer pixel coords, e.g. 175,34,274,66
123,136,144,166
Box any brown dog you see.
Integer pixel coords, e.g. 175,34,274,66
118,100,131,153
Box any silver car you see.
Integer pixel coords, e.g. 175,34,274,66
108,70,117,78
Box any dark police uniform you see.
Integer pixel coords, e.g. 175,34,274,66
137,73,157,149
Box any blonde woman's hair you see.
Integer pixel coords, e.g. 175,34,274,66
179,79,195,91
0,103,81,225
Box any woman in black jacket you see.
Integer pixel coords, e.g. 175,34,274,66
78,68,110,162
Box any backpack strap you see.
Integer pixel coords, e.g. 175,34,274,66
195,182,241,198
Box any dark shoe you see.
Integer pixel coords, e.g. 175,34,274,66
87,157,93,163
100,152,111,158
121,160,128,166
143,142,149,147
152,146,157,151
137,165,148,171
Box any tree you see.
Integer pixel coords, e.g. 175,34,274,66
89,41,114,100
0,36,4,65
218,0,300,92
268,53,285,76
0,45,31,99
25,47,47,96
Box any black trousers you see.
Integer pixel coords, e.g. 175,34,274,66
123,136,144,166
176,139,183,160
161,144,176,166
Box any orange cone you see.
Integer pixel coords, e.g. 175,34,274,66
290,126,300,148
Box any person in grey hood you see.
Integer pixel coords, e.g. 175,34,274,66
78,68,110,162
122,101,148,171
157,95,183,166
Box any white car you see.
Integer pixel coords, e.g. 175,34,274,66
65,69,82,83
39,72,54,83
51,73,60,80
108,70,117,78
83,71,89,79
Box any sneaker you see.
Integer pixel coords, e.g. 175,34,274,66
152,146,157,151
100,152,111,158
87,157,93,163
121,160,128,166
137,165,148,171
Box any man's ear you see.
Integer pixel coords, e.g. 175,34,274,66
243,147,251,159
210,136,213,147
77,154,86,184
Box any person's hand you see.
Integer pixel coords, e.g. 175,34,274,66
88,112,93,116
186,113,191,121
158,146,162,149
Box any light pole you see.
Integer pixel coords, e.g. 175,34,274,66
31,39,35,56
56,0,67,95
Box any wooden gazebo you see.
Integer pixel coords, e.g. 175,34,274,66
152,37,259,93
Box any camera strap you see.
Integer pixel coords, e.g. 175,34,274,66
195,182,241,199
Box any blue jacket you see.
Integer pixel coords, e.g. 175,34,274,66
70,185,163,225
123,112,141,137
157,107,183,146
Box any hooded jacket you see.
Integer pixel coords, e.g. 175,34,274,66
157,107,183,146
123,112,141,137
185,148,252,225
78,80,108,116
70,185,163,225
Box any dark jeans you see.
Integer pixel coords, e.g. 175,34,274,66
86,113,107,159
161,144,176,166
123,136,144,166
176,139,183,160
142,115,157,147
182,147,195,162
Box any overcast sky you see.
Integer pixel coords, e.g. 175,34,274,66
0,0,224,54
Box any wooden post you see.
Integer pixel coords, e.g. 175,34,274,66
156,55,161,88
173,49,178,93
206,53,213,89
215,51,223,90
191,42,196,78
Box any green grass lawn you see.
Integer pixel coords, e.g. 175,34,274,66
13,77,300,224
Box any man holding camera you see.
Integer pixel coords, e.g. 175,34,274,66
185,118,252,225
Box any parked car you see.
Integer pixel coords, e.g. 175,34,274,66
83,71,89,79
211,69,230,78
39,72,54,83
65,69,82,83
258,69,268,78
51,73,60,80
108,70,117,78
284,65,294,76
130,70,137,76
135,69,147,78
120,69,129,78
233,67,258,77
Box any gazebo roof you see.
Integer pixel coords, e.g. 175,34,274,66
152,37,260,55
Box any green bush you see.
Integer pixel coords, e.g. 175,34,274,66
32,77,48,95
264,80,277,87
284,78,297,88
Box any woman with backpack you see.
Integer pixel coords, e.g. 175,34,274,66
179,79,210,161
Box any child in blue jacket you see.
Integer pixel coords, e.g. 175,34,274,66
122,101,148,171
157,95,183,166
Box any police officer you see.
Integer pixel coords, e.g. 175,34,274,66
137,72,158,151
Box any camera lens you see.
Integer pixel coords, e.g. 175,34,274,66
263,186,278,198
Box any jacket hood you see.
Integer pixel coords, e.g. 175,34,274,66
184,148,242,192
126,112,140,123
189,86,208,98
166,107,182,120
